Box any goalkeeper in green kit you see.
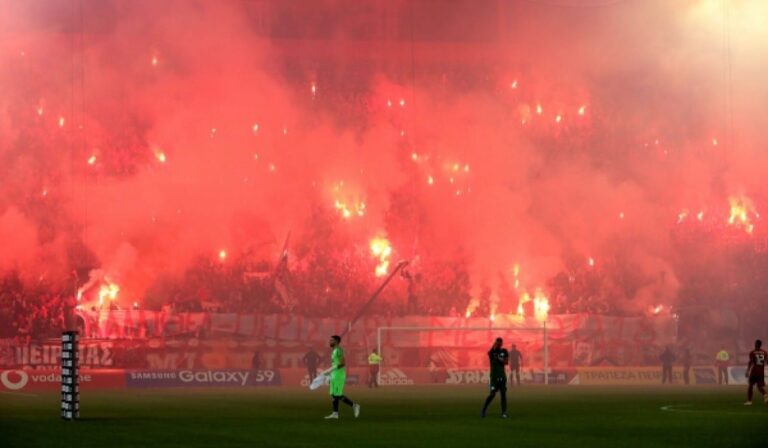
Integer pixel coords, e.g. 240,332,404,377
325,335,361,419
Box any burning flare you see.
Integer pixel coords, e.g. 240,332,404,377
98,281,120,307
332,182,366,219
334,200,366,220
517,289,550,321
369,236,392,277
728,196,756,234
153,148,167,163
465,298,480,318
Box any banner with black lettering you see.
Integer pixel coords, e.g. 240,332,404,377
125,369,281,388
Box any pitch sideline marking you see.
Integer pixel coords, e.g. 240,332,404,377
660,404,694,412
660,403,762,416
0,390,39,397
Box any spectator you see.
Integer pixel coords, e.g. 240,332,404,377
716,347,730,385
509,344,523,386
660,347,676,384
251,350,261,370
367,349,382,388
681,348,691,385
303,347,322,382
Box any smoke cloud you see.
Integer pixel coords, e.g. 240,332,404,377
1,0,766,316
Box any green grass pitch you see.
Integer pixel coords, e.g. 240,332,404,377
1,386,765,447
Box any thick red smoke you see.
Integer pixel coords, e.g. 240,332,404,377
1,0,767,319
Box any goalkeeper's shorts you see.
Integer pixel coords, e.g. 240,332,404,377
329,372,347,396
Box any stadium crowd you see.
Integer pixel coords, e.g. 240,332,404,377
2,63,767,344
0,274,69,342
1,232,766,344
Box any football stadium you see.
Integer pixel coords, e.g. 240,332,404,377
1,1,768,447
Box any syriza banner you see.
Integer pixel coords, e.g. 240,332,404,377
442,368,576,385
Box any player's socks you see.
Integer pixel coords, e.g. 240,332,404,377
482,393,495,415
353,403,361,418
324,412,339,419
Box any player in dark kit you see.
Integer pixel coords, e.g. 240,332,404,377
481,337,509,418
744,339,768,405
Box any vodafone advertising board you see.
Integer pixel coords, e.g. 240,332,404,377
0,369,125,392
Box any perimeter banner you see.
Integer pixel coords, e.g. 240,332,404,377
573,367,717,385
0,369,125,392
727,366,749,385
2,312,676,369
282,368,576,387
125,369,282,388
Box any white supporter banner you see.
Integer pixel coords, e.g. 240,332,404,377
75,311,677,349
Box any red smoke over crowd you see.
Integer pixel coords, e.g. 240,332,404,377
1,0,767,341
